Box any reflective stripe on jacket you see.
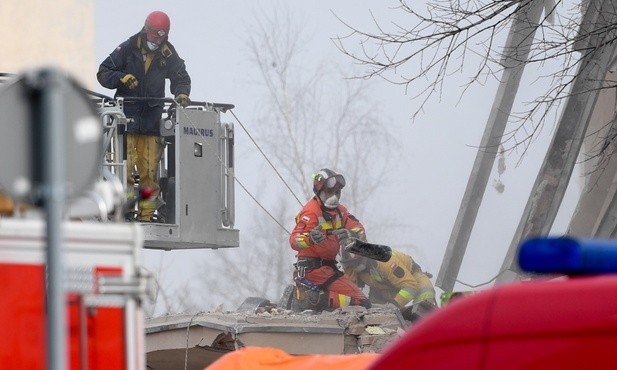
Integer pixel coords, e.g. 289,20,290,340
289,197,365,261
346,250,435,307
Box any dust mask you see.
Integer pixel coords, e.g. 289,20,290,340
146,41,160,51
323,194,339,209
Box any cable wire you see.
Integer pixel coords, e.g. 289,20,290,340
233,175,292,235
184,311,204,370
230,110,304,207
454,269,505,289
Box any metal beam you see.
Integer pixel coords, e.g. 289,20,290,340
436,0,544,291
497,0,617,280
567,105,617,237
593,181,617,238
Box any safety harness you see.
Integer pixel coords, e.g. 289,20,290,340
294,257,343,291
293,205,346,296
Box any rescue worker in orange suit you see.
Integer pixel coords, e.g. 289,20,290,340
97,10,191,222
342,248,437,319
289,168,371,311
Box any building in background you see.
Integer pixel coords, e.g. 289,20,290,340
0,0,95,88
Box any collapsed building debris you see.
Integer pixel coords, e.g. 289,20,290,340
146,301,412,370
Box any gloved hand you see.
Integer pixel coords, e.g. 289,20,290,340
175,93,190,108
309,225,326,245
120,74,139,90
332,228,352,242
342,237,355,251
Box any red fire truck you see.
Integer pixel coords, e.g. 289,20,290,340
0,218,149,369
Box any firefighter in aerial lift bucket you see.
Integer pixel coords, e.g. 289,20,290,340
341,240,438,321
289,168,372,311
97,10,191,222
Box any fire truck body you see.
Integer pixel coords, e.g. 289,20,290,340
0,218,147,370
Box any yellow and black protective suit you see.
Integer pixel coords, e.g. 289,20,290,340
344,250,436,308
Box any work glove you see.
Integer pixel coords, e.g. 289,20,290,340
332,228,352,242
120,74,139,90
342,237,355,251
175,93,190,108
332,228,354,250
309,225,326,245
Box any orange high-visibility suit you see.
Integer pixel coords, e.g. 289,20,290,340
290,197,368,308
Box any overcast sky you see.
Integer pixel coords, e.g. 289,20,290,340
94,0,581,312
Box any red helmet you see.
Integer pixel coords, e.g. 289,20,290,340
144,11,170,45
312,168,346,195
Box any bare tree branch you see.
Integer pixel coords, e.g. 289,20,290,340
333,0,617,163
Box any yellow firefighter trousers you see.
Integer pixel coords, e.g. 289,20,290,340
127,133,164,221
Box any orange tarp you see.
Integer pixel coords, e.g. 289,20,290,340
205,347,379,370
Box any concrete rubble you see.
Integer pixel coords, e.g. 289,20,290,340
145,302,413,370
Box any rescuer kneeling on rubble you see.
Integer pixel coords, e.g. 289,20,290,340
342,248,437,320
289,169,371,311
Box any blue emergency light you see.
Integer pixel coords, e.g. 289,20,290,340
518,237,617,274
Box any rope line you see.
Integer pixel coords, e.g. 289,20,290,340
230,110,304,207
454,269,505,289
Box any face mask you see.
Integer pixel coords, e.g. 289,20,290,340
323,194,339,209
146,41,160,51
